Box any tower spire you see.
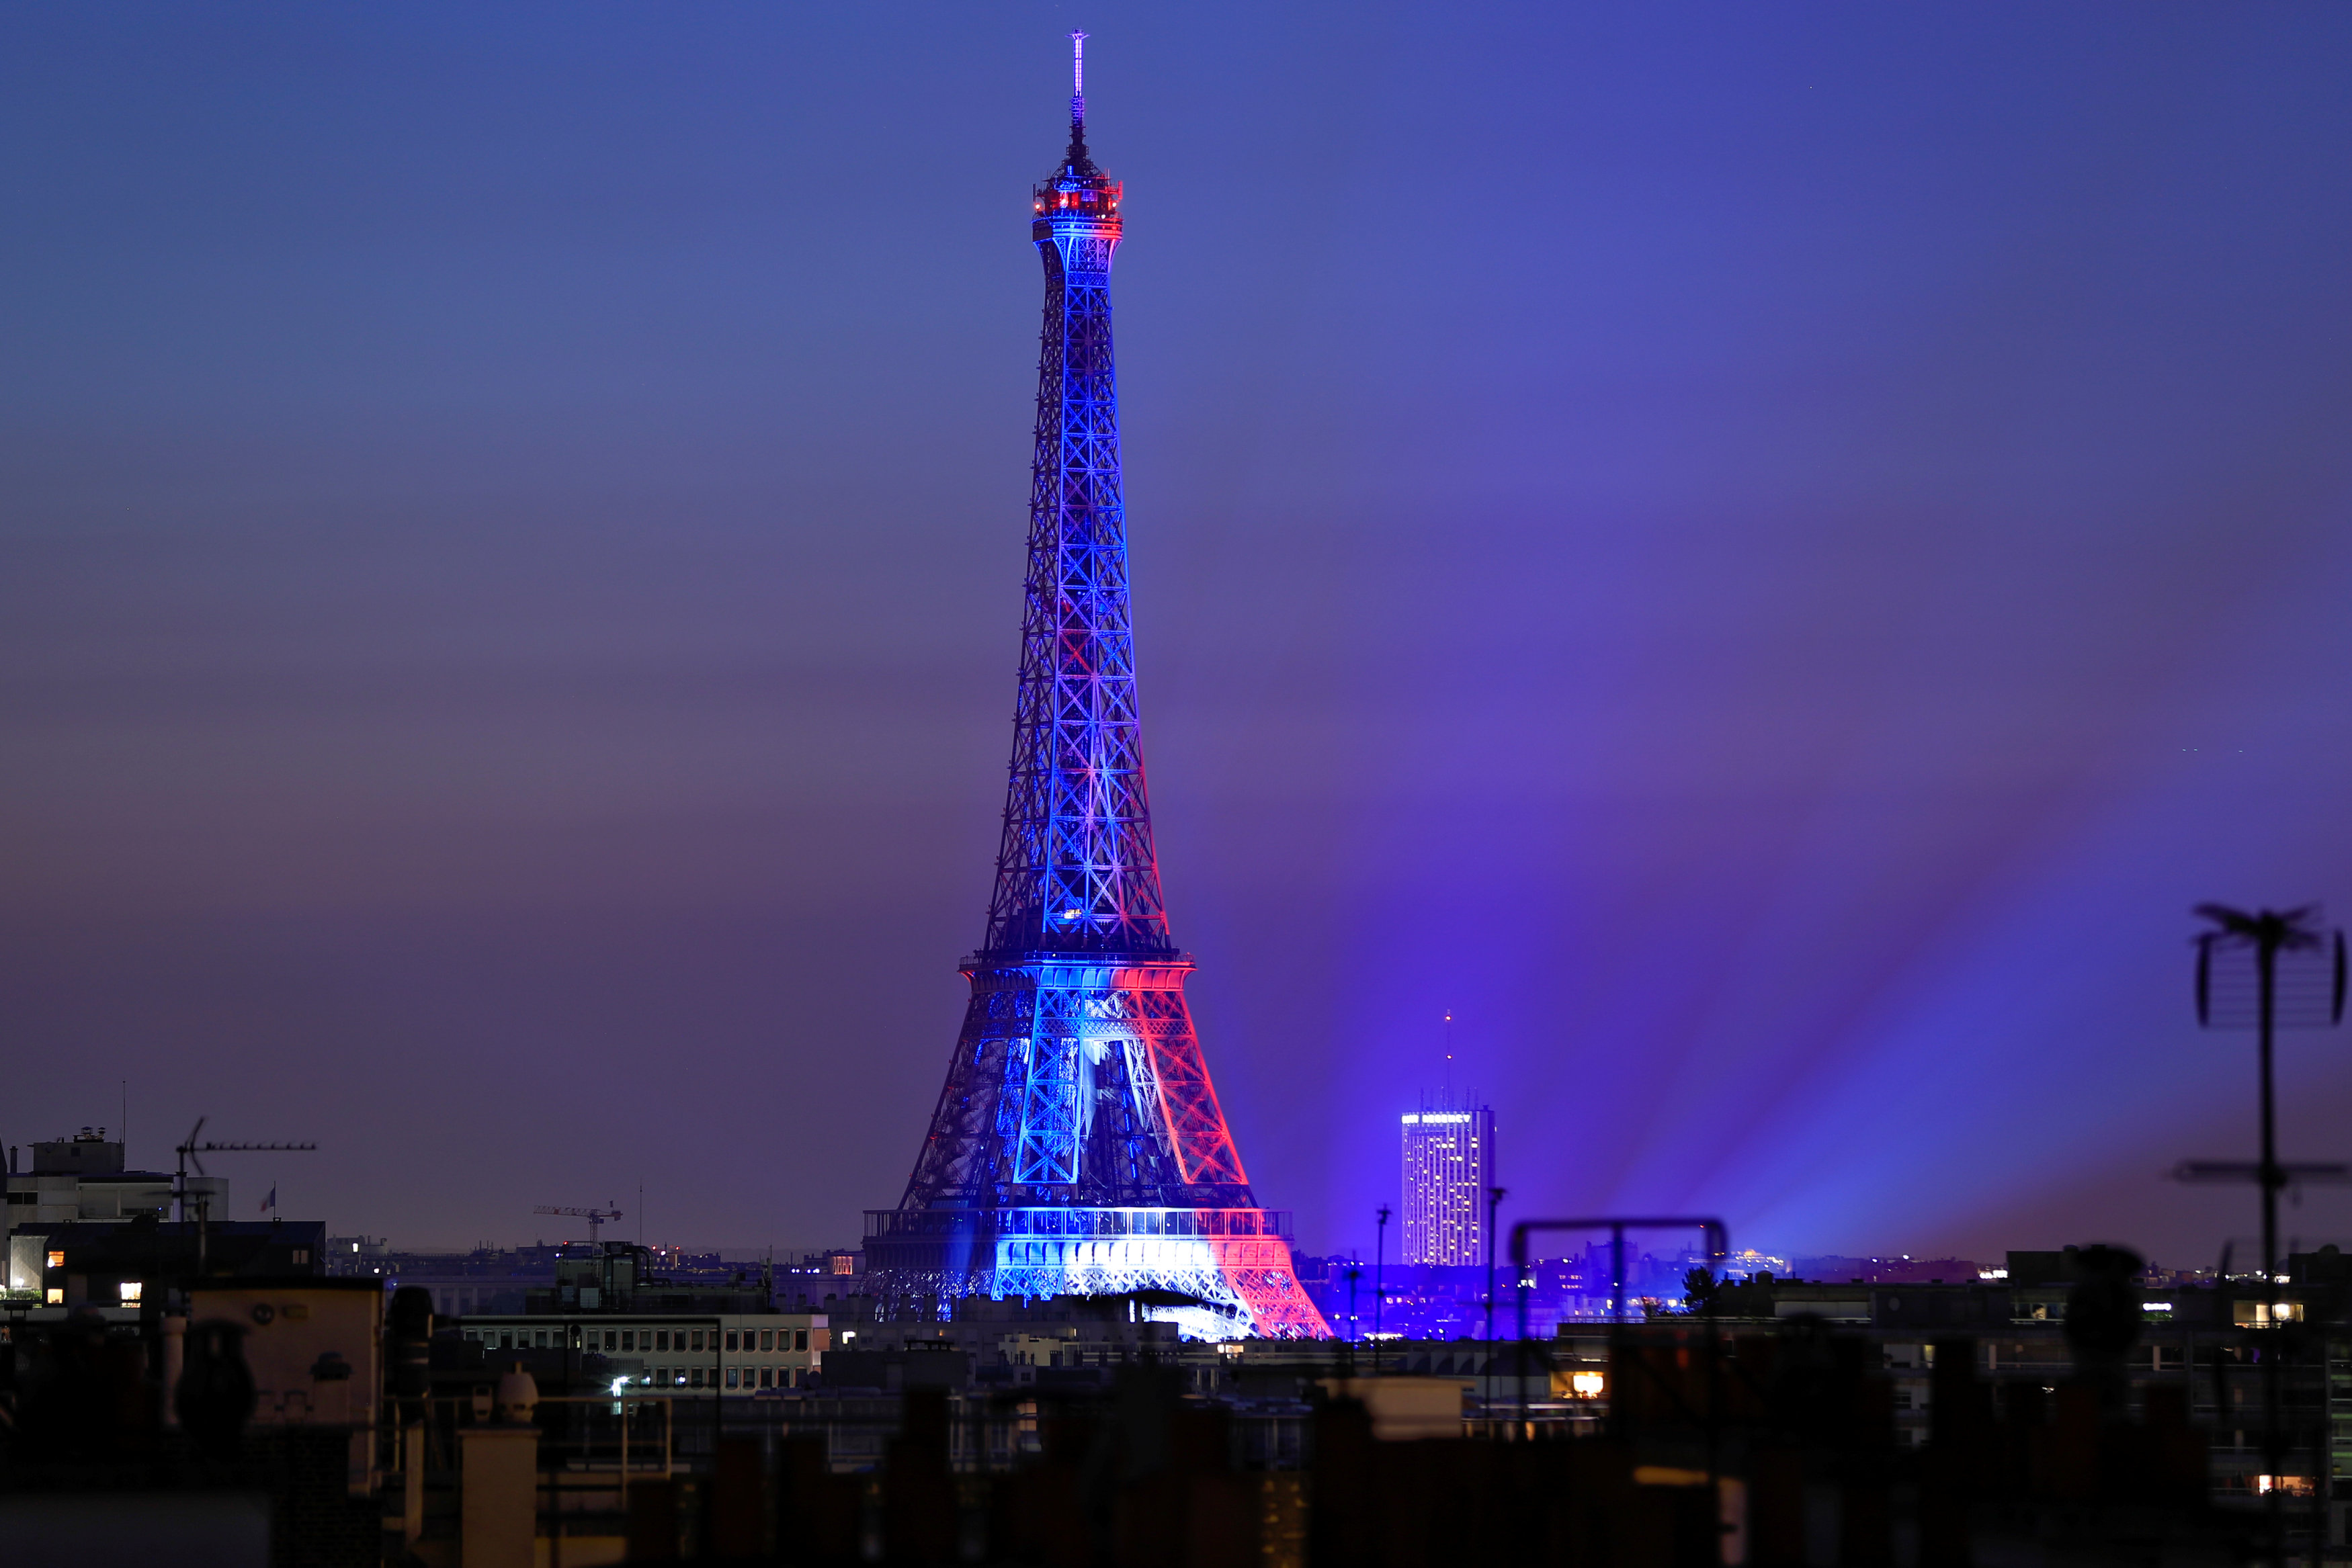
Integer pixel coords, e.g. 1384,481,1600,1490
1067,30,1090,166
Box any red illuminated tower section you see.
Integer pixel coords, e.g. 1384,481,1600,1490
863,38,1326,1338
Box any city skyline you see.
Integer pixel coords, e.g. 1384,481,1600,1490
6,5,2352,1265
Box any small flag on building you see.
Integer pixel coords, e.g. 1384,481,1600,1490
260,1185,276,1215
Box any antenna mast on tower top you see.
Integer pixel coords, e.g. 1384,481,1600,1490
1070,30,1087,120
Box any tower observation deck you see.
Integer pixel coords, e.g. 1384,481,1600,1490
863,38,1327,1340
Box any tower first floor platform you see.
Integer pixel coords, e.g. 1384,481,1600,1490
864,1205,1326,1340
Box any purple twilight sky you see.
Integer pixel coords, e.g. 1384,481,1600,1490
5,3,2352,1268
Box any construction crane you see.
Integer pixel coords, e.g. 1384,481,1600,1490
534,1204,624,1244
173,1117,318,1273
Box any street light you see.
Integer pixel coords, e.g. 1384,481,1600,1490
1342,1263,1362,1376
1482,1185,1505,1414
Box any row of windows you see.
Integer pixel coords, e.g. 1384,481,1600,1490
630,1365,806,1391
728,1366,792,1388
462,1325,811,1354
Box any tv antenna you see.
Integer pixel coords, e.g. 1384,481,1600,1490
535,1204,624,1244
173,1117,317,1222
173,1117,317,1274
2178,902,2345,1568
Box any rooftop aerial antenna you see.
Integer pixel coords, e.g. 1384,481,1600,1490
173,1118,318,1219
173,1117,317,1272
2180,902,2344,1568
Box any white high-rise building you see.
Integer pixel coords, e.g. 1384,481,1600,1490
1400,1104,1495,1266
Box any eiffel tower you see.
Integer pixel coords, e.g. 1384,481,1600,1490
862,36,1327,1339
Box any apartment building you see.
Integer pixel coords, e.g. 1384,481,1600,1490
458,1311,827,1395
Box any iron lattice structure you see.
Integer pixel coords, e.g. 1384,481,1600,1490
866,48,1326,1340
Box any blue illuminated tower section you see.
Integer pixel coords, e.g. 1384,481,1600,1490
864,38,1326,1339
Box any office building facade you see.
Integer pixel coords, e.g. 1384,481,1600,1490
1401,1106,1495,1267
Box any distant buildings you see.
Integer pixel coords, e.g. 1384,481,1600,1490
1400,1102,1494,1268
0,1237,2307,1563
456,1308,827,1395
0,1126,2326,1561
4,1127,228,1297
22,1219,324,1313
355,1241,859,1320
368,1243,564,1317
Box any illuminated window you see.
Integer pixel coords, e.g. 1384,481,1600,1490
44,1289,62,1305
120,1281,142,1305
46,1251,63,1269
2234,1301,2306,1327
